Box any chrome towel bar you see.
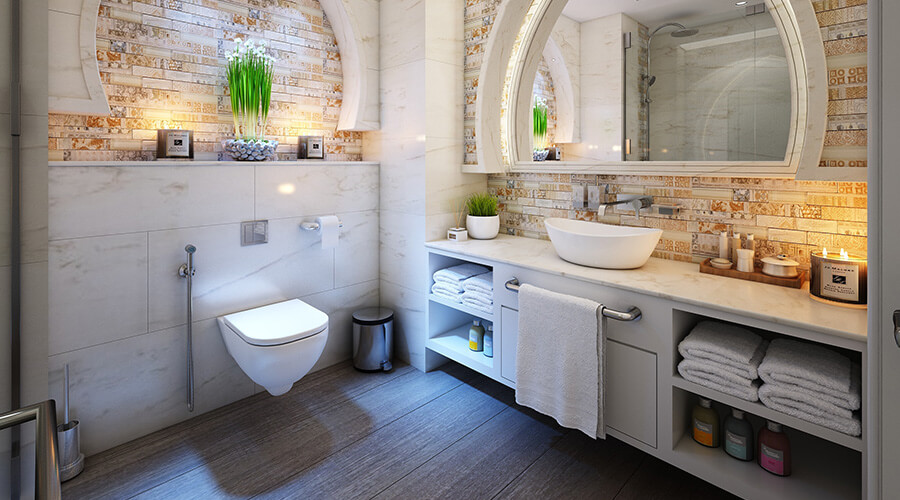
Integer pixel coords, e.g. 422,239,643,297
504,278,642,322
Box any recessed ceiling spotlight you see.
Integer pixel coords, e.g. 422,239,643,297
735,1,748,5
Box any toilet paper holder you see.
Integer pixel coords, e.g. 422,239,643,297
300,219,343,231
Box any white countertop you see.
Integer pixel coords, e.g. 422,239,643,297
426,235,868,343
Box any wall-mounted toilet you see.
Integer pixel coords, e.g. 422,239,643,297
217,299,329,396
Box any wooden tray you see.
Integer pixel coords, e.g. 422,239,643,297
699,258,806,289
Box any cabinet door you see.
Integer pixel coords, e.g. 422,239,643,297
500,306,518,384
606,339,657,448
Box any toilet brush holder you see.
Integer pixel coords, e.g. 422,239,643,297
57,363,84,481
57,420,84,481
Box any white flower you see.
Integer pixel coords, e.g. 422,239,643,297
234,38,243,45
258,40,267,47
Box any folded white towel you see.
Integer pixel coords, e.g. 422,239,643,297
461,289,493,305
758,382,853,419
517,284,605,439
461,297,493,315
463,272,493,294
433,263,491,289
759,384,861,436
677,359,760,402
758,338,861,411
431,282,463,302
678,321,768,380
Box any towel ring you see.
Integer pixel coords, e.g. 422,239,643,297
504,278,642,322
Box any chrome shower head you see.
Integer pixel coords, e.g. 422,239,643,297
649,22,700,39
671,27,700,37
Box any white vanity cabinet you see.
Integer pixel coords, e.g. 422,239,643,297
425,236,868,500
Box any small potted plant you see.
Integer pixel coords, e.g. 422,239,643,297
466,192,500,240
223,38,278,161
533,96,549,161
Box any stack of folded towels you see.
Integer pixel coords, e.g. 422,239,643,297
431,263,491,304
460,272,493,314
677,321,768,402
758,339,861,436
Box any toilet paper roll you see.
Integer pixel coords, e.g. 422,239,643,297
316,215,340,249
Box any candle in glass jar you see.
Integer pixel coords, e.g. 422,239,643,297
809,248,867,308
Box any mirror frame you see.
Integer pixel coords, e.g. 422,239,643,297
474,0,829,178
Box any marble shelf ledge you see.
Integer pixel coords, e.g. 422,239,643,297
49,160,379,168
426,234,868,343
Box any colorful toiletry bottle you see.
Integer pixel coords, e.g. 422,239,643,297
484,324,493,358
758,421,792,476
468,320,484,352
723,409,754,461
692,397,720,448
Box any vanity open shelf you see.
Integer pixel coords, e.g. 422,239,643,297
428,293,493,322
425,236,867,500
671,376,862,452
427,323,493,372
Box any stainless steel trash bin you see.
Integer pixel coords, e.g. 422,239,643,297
352,308,394,371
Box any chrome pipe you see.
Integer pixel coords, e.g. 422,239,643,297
178,245,197,412
9,0,23,495
504,278,643,322
0,401,62,500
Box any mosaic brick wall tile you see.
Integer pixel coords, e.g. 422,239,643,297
50,0,362,162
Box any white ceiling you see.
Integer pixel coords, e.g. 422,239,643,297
561,0,749,26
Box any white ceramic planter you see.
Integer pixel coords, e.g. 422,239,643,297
466,215,500,240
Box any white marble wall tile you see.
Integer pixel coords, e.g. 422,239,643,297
254,164,379,220
380,0,425,71
424,0,463,67
380,60,427,138
378,137,427,216
191,318,256,415
21,114,49,265
49,166,255,240
21,262,49,406
49,233,148,355
303,279,380,372
48,327,191,456
147,221,334,332
21,0,48,117
425,136,484,217
334,210,380,288
424,59,464,140
380,281,427,370
380,210,428,294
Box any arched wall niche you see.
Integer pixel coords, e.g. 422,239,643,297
47,0,379,132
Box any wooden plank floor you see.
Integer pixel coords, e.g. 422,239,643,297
62,362,738,499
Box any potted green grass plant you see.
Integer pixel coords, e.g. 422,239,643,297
466,192,500,240
223,38,278,161
533,96,549,161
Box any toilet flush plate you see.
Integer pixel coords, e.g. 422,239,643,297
241,220,268,246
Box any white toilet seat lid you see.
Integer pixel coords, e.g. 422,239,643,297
223,299,328,346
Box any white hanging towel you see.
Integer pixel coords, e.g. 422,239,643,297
516,284,605,439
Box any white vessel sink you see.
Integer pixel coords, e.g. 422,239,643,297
544,218,663,269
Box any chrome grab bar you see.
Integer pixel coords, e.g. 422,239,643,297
178,244,196,412
0,400,62,499
504,278,643,322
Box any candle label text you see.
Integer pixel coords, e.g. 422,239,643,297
821,261,860,302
